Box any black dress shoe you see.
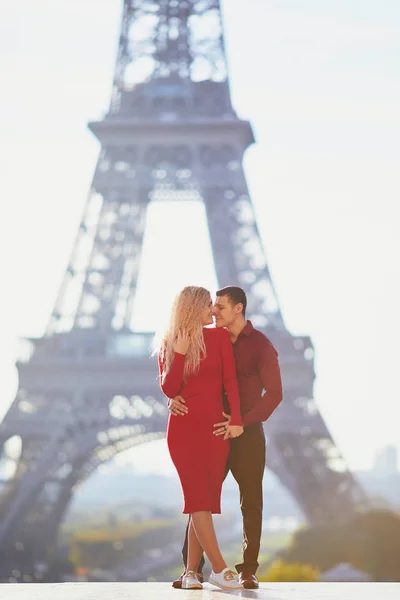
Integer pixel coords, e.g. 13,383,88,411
172,572,204,589
238,572,259,589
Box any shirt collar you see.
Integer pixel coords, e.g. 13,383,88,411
238,320,253,337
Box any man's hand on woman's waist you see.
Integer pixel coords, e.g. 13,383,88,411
168,395,188,416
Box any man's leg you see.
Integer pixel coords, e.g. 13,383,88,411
229,423,266,575
181,516,190,569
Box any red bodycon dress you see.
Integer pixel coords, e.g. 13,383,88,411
158,327,242,514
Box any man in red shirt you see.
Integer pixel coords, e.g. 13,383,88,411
168,286,283,589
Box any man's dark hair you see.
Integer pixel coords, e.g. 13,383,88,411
216,286,247,317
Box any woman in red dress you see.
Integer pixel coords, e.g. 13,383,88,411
157,286,244,590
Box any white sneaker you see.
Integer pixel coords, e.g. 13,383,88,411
182,570,203,589
209,567,243,590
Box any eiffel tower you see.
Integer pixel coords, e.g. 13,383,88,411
0,0,365,582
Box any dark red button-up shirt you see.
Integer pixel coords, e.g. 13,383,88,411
225,320,283,428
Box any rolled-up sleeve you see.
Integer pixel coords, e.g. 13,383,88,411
242,342,282,428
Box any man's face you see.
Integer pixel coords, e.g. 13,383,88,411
213,294,241,328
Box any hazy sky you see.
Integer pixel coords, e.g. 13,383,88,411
0,0,399,475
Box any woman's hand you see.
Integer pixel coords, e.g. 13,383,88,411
224,424,244,440
173,331,190,355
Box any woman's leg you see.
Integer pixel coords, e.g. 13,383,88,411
190,511,227,573
186,516,204,573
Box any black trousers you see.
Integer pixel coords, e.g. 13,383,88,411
181,422,266,575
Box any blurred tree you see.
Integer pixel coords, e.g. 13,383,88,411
347,510,400,582
68,519,174,570
281,510,400,582
284,524,345,572
259,560,319,582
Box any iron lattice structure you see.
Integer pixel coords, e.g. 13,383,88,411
0,0,365,581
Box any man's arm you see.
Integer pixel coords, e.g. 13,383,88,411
242,341,283,428
168,395,188,416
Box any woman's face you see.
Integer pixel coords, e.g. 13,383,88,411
201,296,214,326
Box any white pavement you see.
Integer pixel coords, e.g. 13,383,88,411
0,583,399,599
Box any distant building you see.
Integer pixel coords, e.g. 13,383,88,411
373,445,398,477
320,563,370,582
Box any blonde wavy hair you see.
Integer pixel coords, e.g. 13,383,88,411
158,286,211,381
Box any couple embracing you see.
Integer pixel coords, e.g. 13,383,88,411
157,286,282,590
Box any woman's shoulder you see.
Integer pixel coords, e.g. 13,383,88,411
203,326,219,336
203,326,229,340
